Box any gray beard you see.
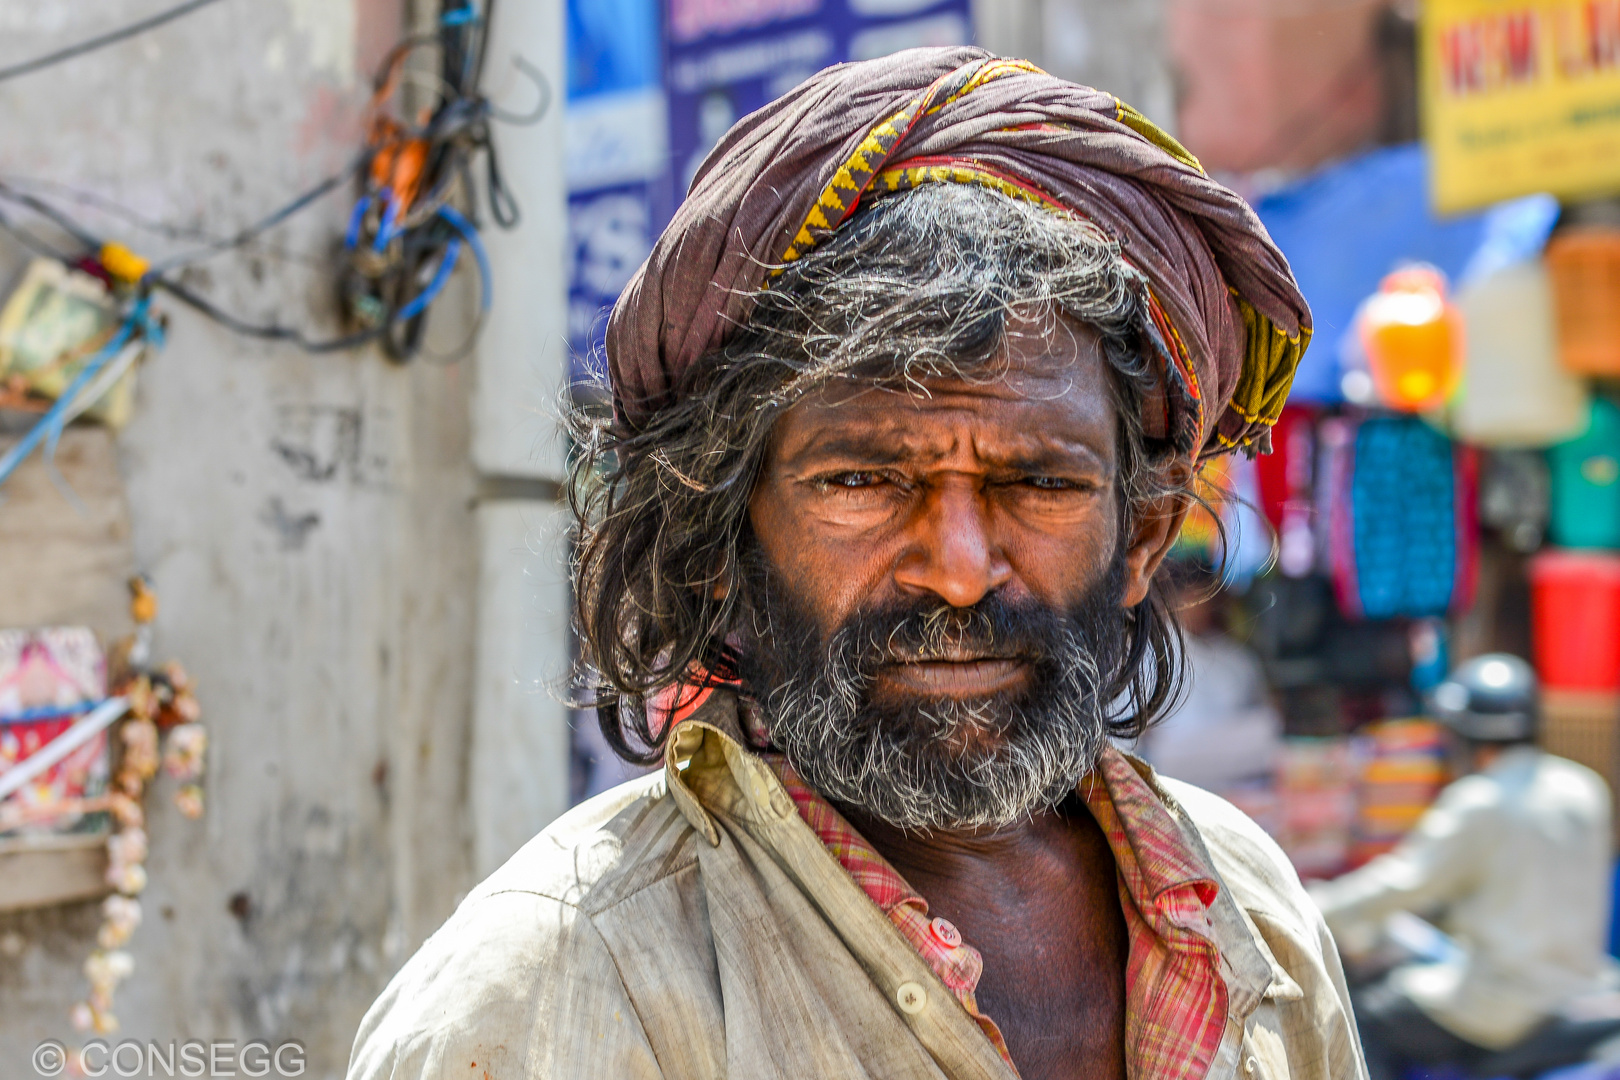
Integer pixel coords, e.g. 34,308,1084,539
739,557,1127,832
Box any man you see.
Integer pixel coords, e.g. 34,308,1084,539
348,48,1363,1080
1312,654,1615,1080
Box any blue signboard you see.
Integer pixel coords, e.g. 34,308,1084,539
565,0,667,384
664,0,972,209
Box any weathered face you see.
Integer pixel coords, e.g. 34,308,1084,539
741,314,1184,829
749,315,1170,691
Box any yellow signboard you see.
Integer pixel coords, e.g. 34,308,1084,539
1423,0,1620,213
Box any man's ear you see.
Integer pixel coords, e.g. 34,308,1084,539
1121,472,1194,608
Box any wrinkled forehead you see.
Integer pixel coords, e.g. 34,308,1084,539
809,311,1113,406
768,315,1120,469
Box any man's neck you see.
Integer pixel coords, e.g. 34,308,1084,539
835,801,1089,903
834,799,1128,1080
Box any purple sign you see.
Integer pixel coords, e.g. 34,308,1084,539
664,0,972,209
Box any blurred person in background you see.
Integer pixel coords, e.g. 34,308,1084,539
1311,654,1616,1080
1134,558,1282,800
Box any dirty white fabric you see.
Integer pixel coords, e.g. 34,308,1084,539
1311,746,1615,1049
348,693,1366,1080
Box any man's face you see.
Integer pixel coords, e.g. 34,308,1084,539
743,314,1175,830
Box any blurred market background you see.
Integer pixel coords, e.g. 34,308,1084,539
4,0,1620,1075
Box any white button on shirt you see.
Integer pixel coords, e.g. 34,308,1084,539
895,982,927,1015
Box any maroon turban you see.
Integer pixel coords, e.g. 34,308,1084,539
606,47,1311,457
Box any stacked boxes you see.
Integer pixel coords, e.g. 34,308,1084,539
1350,719,1450,866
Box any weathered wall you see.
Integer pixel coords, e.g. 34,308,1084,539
0,1,567,1075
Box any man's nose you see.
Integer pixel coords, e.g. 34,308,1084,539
892,477,1013,608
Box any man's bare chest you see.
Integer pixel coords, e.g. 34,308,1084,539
971,928,1127,1080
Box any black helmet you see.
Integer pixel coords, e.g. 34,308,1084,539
1428,653,1539,742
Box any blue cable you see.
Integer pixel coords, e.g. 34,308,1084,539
397,237,462,321
373,195,400,252
0,296,151,491
436,205,492,312
343,194,370,249
0,700,108,726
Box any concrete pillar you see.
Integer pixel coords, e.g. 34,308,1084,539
472,0,570,482
467,0,575,875
470,500,573,878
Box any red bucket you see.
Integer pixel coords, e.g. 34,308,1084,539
1531,549,1620,691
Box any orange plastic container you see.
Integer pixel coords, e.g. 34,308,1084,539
1546,229,1620,375
1357,267,1464,412
1531,549,1620,691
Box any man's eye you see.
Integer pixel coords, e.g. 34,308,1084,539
827,471,885,488
1023,476,1075,491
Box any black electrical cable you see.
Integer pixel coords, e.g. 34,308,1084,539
0,0,229,86
486,57,551,127
0,175,332,270
0,207,80,263
0,181,102,247
153,276,386,354
0,184,382,354
471,0,496,90
1,176,213,244
0,2,516,360
148,154,364,274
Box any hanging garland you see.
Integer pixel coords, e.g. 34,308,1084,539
63,577,209,1046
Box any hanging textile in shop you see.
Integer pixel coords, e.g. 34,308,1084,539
1350,718,1450,866
1277,738,1357,878
1326,415,1479,620
1480,448,1553,552
1548,396,1620,548
1421,0,1620,213
1254,405,1320,577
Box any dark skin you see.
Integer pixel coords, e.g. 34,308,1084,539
747,315,1189,1080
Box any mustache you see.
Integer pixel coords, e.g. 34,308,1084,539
826,591,1097,675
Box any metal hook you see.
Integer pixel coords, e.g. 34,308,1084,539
487,54,551,127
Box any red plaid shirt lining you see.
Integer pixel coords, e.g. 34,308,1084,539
760,749,1228,1079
